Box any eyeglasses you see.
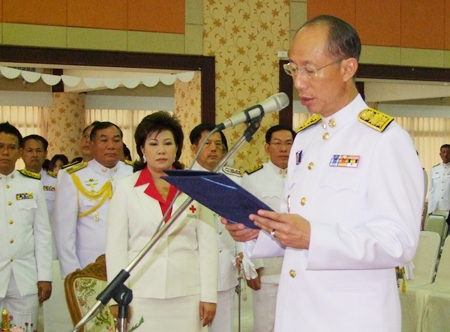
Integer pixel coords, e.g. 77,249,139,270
283,59,342,79
269,141,293,149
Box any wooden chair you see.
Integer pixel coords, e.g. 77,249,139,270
64,254,114,332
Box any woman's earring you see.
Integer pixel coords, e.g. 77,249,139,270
143,155,147,163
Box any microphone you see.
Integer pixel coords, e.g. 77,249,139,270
216,92,290,130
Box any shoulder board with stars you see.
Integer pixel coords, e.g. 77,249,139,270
358,108,394,132
222,166,242,177
66,162,88,174
47,170,57,178
245,164,263,175
124,160,134,167
62,160,82,170
19,169,41,180
296,114,322,133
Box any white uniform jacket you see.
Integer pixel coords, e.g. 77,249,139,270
40,169,57,219
52,159,132,278
246,95,424,332
0,170,52,297
105,171,218,302
241,161,284,284
427,162,450,213
192,161,241,291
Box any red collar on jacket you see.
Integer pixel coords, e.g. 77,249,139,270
135,167,178,222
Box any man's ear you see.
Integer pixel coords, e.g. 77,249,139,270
341,58,358,82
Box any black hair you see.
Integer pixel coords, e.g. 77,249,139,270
83,121,100,135
298,15,361,61
0,122,22,146
265,124,296,143
89,121,123,141
189,123,228,152
123,143,132,161
440,144,450,150
21,134,49,150
134,111,184,172
49,154,69,171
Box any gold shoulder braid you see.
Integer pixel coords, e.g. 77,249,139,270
19,169,41,180
62,159,82,169
296,114,322,133
71,173,113,218
66,162,88,174
124,159,134,167
358,108,393,132
245,164,263,175
47,170,57,178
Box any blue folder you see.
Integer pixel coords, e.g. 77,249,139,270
162,170,271,229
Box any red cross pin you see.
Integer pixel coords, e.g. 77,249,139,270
189,205,197,213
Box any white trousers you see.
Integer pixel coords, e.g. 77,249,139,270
252,283,278,332
209,287,235,332
0,272,39,329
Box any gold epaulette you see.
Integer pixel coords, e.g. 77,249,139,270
358,108,393,132
19,169,41,180
245,164,263,175
62,160,82,170
66,162,88,174
124,159,134,167
432,163,440,168
47,170,57,178
222,166,242,177
296,114,322,133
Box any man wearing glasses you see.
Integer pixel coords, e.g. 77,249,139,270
241,124,295,332
224,15,423,331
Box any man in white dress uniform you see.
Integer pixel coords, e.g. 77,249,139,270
0,122,52,328
241,124,295,332
428,144,450,225
21,135,58,259
189,123,242,332
53,122,133,278
224,15,424,332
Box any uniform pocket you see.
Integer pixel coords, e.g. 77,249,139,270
319,169,360,192
17,198,38,210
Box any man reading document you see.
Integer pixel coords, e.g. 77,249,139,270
223,15,424,332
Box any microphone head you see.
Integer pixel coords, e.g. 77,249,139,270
259,92,290,115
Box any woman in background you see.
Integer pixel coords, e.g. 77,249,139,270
106,111,218,331
48,154,69,173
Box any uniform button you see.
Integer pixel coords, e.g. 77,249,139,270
219,250,222,253
6,184,10,189
8,201,12,206
300,197,306,206
11,174,14,179
10,239,14,243
308,162,314,170
9,220,13,224
10,258,13,262
289,269,296,278
219,231,222,235
322,132,329,140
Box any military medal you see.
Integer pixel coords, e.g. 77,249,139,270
329,155,360,168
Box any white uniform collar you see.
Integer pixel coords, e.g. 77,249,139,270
267,160,287,178
0,170,16,180
320,94,365,138
192,160,214,172
89,159,120,177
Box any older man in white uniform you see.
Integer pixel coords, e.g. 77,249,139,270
224,15,423,332
0,123,53,328
241,124,295,332
53,122,133,278
189,123,242,332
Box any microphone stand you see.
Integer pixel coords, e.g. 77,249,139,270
70,117,263,332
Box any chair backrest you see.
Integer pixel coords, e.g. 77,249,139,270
64,254,114,332
409,231,441,285
424,214,447,239
434,236,450,286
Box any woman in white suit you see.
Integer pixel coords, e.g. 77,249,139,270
106,111,218,331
